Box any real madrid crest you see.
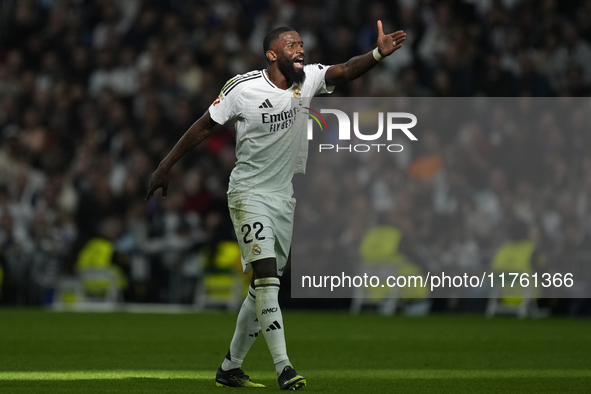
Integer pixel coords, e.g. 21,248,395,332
293,86,301,98
253,243,262,255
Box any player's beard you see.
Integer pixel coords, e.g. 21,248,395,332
277,56,306,86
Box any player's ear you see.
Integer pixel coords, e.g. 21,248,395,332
266,50,277,63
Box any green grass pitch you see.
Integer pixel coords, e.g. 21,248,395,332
0,309,590,393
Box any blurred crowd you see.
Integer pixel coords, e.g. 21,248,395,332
295,98,590,309
0,0,590,307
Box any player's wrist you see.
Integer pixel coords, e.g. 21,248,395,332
158,160,172,172
372,47,384,61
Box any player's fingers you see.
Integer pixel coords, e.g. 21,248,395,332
392,40,406,51
388,32,406,41
388,30,405,37
388,34,406,48
145,186,154,201
377,20,384,35
393,36,407,45
162,182,168,200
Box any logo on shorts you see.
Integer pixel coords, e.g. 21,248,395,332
253,244,262,255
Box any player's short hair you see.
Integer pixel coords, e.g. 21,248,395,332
263,26,296,59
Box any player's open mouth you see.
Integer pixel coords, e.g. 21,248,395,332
293,57,304,69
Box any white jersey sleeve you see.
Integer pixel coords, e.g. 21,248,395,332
304,63,335,96
208,77,245,125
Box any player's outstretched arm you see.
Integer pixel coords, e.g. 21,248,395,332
145,110,217,200
325,20,406,86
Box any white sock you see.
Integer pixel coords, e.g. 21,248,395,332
254,277,292,376
221,285,260,371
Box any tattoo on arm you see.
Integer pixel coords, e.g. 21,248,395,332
344,52,378,81
326,51,379,86
346,58,362,79
182,119,213,150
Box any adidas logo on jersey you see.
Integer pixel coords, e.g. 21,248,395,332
259,99,273,108
265,321,282,331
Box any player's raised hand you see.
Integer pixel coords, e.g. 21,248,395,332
376,20,406,57
145,166,169,200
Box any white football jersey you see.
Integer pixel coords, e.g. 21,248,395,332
208,64,333,195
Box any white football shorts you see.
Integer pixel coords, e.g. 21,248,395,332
228,191,295,276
